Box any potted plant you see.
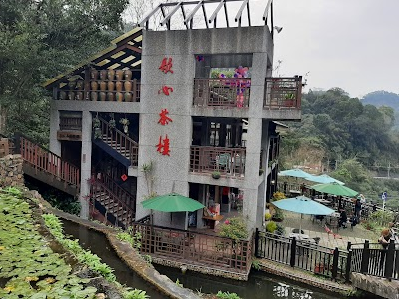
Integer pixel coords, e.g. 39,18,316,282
284,93,295,107
272,208,284,222
259,169,264,176
212,171,221,179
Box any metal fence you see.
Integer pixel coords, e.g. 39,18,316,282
255,230,350,281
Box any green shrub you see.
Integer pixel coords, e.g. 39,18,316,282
272,208,284,221
266,221,277,233
265,212,272,221
216,290,241,299
275,223,286,236
219,217,248,241
124,288,149,299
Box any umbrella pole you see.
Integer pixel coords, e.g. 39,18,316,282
185,211,189,231
150,209,153,226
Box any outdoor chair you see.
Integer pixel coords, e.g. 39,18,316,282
292,228,305,234
217,153,231,171
324,225,342,239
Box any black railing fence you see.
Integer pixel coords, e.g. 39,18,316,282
255,229,350,281
255,230,399,282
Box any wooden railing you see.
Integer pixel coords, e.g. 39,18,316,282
349,240,399,280
97,117,139,167
19,136,80,188
90,178,136,227
100,173,136,211
193,78,250,108
59,117,82,131
132,223,252,274
255,230,350,281
190,146,246,178
264,77,302,109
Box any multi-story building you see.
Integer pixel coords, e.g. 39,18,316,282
44,0,302,232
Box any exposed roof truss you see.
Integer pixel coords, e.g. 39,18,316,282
139,0,273,30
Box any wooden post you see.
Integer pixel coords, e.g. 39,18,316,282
384,240,395,280
332,247,339,280
254,228,259,257
345,249,352,283
360,240,370,274
290,237,296,267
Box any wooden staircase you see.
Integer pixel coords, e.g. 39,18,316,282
15,134,80,195
90,175,136,228
93,117,138,168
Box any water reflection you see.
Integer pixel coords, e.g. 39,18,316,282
62,220,166,299
154,264,340,299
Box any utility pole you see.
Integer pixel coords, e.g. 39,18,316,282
387,162,391,179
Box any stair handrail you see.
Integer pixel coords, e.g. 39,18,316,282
100,173,136,210
97,117,138,146
91,178,136,226
16,133,80,188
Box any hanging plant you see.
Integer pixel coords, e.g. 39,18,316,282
92,116,100,128
94,128,102,139
119,118,130,134
109,119,116,129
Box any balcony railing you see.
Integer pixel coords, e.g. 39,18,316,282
59,117,82,131
193,78,250,108
55,69,141,102
133,223,252,274
264,77,302,109
190,146,246,178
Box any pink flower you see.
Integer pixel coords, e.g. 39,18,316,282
224,220,230,225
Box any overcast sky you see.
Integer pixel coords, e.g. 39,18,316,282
265,0,399,98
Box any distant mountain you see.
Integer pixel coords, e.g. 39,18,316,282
362,91,399,128
362,91,399,110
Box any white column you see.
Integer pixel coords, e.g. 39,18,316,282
79,110,92,219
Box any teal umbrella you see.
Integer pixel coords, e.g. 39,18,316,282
311,182,358,197
272,196,335,234
272,196,335,215
141,193,205,230
278,169,312,179
305,174,345,185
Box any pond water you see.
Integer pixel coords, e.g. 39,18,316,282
62,219,364,299
154,264,344,299
62,220,167,299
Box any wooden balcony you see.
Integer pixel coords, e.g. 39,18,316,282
263,77,302,109
190,146,246,178
55,69,141,103
193,78,250,108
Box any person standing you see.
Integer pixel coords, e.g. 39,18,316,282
354,198,362,220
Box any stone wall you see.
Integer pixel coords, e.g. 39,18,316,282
0,154,24,187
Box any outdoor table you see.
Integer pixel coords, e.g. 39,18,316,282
313,198,331,205
289,233,309,241
202,215,224,229
289,190,301,196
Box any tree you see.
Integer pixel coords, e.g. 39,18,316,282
0,0,129,144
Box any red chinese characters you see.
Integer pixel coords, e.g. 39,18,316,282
156,135,170,156
158,109,173,126
158,85,174,96
159,57,173,74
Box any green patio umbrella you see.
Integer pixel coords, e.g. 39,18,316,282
141,193,205,230
311,182,358,197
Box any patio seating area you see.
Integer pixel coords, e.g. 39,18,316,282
281,211,379,249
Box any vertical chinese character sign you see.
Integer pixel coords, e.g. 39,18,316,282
156,57,173,156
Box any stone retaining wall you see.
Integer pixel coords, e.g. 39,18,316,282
0,154,24,187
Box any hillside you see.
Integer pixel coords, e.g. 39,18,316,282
362,91,399,127
362,91,399,110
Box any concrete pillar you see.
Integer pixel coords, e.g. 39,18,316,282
49,102,61,156
79,110,92,219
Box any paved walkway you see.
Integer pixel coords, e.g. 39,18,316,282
281,212,380,249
